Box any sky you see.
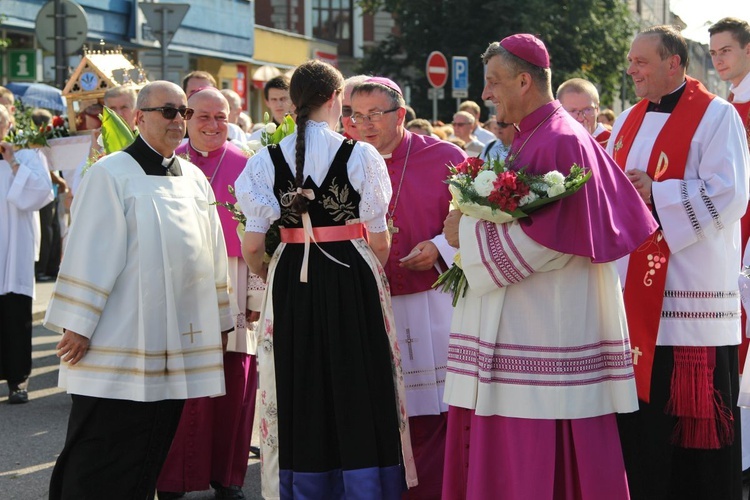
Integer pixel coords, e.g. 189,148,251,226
671,0,750,44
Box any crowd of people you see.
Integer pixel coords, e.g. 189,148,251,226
2,16,750,500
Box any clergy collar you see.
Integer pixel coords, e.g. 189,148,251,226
646,80,687,113
140,135,177,168
189,141,227,158
125,135,182,176
516,100,559,134
380,130,412,160
730,71,750,103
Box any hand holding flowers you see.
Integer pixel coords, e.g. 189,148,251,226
434,156,591,305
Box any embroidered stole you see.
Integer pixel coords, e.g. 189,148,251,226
612,77,714,403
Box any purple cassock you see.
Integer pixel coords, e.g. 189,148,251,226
157,140,258,495
513,100,657,262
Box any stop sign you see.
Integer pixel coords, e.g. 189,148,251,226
426,51,448,88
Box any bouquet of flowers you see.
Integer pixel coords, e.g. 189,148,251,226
215,112,296,261
433,156,591,306
6,101,70,149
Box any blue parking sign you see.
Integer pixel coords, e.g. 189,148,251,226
452,56,469,98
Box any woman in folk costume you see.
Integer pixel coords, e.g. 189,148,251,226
235,60,416,499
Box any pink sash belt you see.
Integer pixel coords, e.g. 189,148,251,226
280,223,366,244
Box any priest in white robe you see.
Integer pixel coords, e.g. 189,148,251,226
44,81,233,500
610,26,750,500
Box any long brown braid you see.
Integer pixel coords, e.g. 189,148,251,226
288,60,344,215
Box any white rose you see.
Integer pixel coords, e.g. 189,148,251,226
265,122,277,135
472,170,498,197
544,171,565,185
519,191,539,206
246,140,262,152
546,183,566,197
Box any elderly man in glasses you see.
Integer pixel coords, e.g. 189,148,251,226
45,81,233,500
557,77,611,147
450,110,486,157
350,77,467,499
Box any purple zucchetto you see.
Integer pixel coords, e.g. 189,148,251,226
365,76,403,96
499,34,550,69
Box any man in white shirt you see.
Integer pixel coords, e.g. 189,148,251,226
248,75,293,143
450,111,485,157
709,15,750,480
459,100,496,145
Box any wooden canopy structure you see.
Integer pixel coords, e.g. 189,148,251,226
62,47,148,132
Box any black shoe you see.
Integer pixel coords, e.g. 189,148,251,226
8,389,28,404
156,492,185,500
249,445,260,457
211,482,245,499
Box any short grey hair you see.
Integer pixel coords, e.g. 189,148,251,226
482,42,551,92
350,82,405,109
104,85,137,107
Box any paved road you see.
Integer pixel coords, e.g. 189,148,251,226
0,322,262,500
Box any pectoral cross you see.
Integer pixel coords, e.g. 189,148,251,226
631,346,642,365
402,328,418,360
387,217,399,235
182,322,202,343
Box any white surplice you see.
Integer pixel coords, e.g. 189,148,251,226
44,152,233,402
1,149,54,298
609,98,750,348
444,218,638,419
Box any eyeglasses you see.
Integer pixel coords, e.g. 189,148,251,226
496,121,512,128
140,106,194,120
350,107,400,124
452,122,472,127
566,107,596,119
342,105,353,118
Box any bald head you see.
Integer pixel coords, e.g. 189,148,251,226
134,81,188,157
187,87,230,153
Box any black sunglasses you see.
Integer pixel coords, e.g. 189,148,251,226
496,121,512,128
342,105,353,118
141,106,194,120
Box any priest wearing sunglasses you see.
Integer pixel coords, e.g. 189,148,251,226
45,81,233,500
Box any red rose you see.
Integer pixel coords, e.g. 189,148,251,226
52,116,65,127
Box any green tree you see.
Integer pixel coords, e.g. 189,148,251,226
357,0,636,122
0,15,10,49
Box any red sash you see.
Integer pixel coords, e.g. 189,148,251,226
612,77,714,402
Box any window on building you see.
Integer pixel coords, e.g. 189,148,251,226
312,0,352,56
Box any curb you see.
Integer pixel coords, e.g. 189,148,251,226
32,310,46,325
